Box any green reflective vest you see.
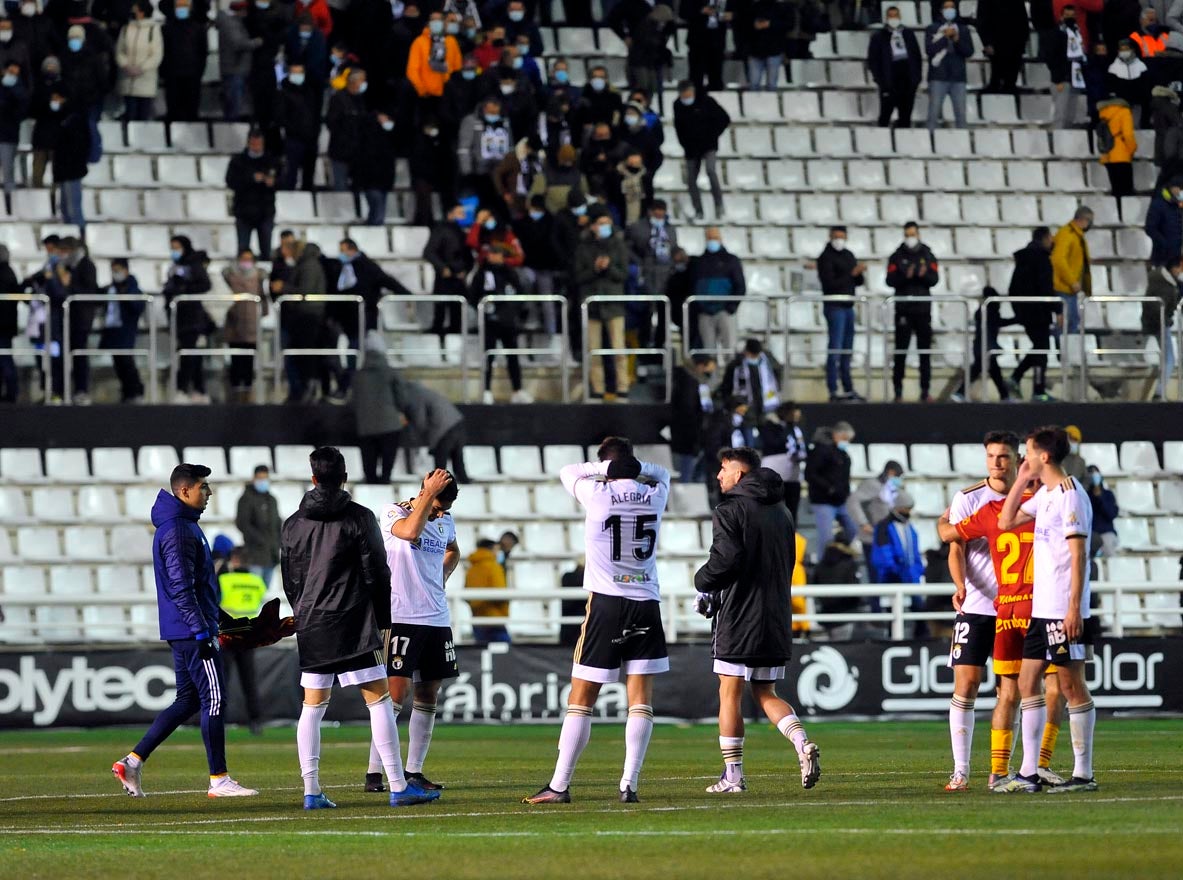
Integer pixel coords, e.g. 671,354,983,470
218,571,268,617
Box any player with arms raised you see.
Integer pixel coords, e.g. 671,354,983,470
524,437,671,804
996,426,1097,793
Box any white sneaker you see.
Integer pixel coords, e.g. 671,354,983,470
1037,767,1067,787
190,393,212,405
510,389,534,404
207,776,259,798
944,771,969,792
112,758,144,797
74,392,92,406
799,741,821,789
705,774,746,793
481,390,495,404
172,391,193,405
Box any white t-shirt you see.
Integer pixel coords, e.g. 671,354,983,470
560,460,670,602
948,481,1003,617
1022,478,1093,620
381,502,456,627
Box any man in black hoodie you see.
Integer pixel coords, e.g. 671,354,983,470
885,221,940,402
673,80,730,219
816,225,867,402
48,236,98,403
1008,226,1059,401
694,447,821,795
0,244,18,402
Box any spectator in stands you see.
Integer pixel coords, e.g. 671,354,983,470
702,395,752,507
615,149,648,226
0,245,16,402
407,9,461,115
1086,466,1120,557
226,129,278,256
869,490,926,634
617,96,663,197
61,24,109,164
0,16,30,91
674,80,729,220
1130,5,1168,57
977,0,1030,94
467,209,531,404
1062,424,1089,481
951,286,1014,402
670,353,716,484
868,6,922,128
627,198,678,302
29,55,60,188
352,109,398,226
1048,3,1089,129
49,87,89,230
1008,226,1058,401
806,421,856,545
1108,39,1151,122
624,6,674,99
817,225,867,403
781,0,825,82
1143,253,1182,399
690,226,745,359
352,331,405,484
515,194,561,333
285,14,328,97
326,69,369,191
1150,86,1183,185
499,530,519,564
465,538,510,644
925,0,973,131
245,0,288,129
100,257,146,403
493,135,543,216
162,235,213,404
275,62,321,192
293,0,332,35
762,401,807,522
392,371,469,482
850,458,905,553
721,338,781,421
221,248,267,401
575,211,630,401
334,237,410,338
576,63,624,133
115,1,162,122
1054,0,1102,47
502,0,541,52
424,201,475,342
1098,94,1138,201
234,464,281,588
1051,205,1094,334
459,97,513,197
161,0,206,122
886,221,940,402
1144,178,1183,265
217,2,258,122
683,0,730,92
738,0,784,92
44,237,97,403
530,143,586,214
409,116,456,226
558,555,587,645
0,61,28,208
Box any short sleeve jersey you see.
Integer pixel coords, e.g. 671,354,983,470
1020,478,1093,620
560,461,670,602
948,482,1004,616
955,495,1036,604
381,502,456,627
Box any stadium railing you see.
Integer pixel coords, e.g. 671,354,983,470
169,293,264,402
778,293,878,400
682,294,774,364
272,294,365,397
979,294,1069,402
0,293,51,402
377,293,472,386
878,295,974,401
64,294,159,405
580,295,674,402
1080,296,1169,399
479,294,571,402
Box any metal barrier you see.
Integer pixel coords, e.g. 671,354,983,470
581,295,673,403
376,295,471,392
478,294,569,403
878,295,973,401
169,293,264,402
273,294,365,398
62,294,158,405
0,293,51,403
979,295,1068,402
1079,296,1167,398
778,294,877,400
682,294,772,363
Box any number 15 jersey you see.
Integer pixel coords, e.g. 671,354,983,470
560,461,670,602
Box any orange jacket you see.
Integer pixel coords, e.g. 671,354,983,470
1130,31,1167,58
1098,98,1137,165
406,30,462,98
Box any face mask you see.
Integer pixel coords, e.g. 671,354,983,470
338,251,353,263
554,69,568,84
49,99,61,111
836,440,850,451
112,270,128,283
465,27,477,38
904,235,920,249
21,3,34,16
0,31,12,43
745,357,760,366
247,148,263,158
425,127,439,137
590,76,605,91
895,510,912,521
484,218,497,231
680,96,693,106
831,238,846,251
289,72,305,86
428,20,443,34
888,476,903,490
1119,51,1134,62
169,249,183,263
238,260,254,272
886,17,901,28
572,204,587,216
500,82,515,94
299,29,312,40
1090,472,1102,487
358,81,368,93
651,216,664,227
67,38,83,52
175,6,190,19
461,69,476,80
496,549,506,564
254,479,270,493
485,113,503,126
518,44,530,56
624,113,641,127
705,240,721,253
522,211,541,223
597,224,612,239
0,74,15,87
1070,441,1080,454
47,253,59,266
256,0,270,7
731,412,744,427
380,119,394,131
942,7,956,21
285,257,295,267
509,10,524,21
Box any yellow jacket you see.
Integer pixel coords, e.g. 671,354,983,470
1051,221,1092,296
406,30,462,98
1098,98,1136,165
465,546,508,618
792,533,809,632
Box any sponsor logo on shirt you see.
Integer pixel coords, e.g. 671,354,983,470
612,573,651,584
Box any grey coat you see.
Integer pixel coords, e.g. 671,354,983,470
626,217,678,297
217,11,256,77
849,476,894,532
393,375,463,449
352,356,404,438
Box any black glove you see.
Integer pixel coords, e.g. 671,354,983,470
195,632,220,660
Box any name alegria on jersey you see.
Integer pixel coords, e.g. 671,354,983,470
610,491,653,505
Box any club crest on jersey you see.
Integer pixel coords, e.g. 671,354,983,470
1066,512,1079,525
437,522,445,535
390,656,404,670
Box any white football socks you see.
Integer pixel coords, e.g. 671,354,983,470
367,702,401,774
777,714,808,757
620,704,654,792
297,701,329,796
406,702,437,775
720,736,744,783
548,704,593,792
948,695,975,776
366,694,407,793
1068,700,1096,780
1019,695,1047,779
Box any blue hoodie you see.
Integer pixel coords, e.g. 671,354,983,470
150,489,220,641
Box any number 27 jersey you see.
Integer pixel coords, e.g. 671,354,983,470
955,495,1036,612
560,461,670,601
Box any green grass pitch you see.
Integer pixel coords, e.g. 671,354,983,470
1,719,1180,879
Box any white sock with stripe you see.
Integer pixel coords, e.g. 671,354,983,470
405,702,437,774
548,705,593,792
720,736,744,783
949,695,975,776
1019,695,1047,779
297,701,329,797
776,714,808,757
367,702,400,774
1068,700,1096,780
620,704,654,792
366,694,407,793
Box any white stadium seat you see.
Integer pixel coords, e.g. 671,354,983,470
1119,441,1161,476
908,444,952,478
867,443,909,476
1080,443,1121,476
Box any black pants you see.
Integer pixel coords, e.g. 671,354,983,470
0,336,16,402
1105,163,1134,198
431,422,469,483
986,42,1025,93
360,431,400,484
227,648,260,723
100,327,145,400
164,75,203,122
784,480,801,525
485,315,523,391
689,37,725,92
51,323,92,397
431,277,466,341
1013,318,1052,395
878,65,917,128
956,341,1010,399
177,330,206,394
229,342,255,390
892,309,932,398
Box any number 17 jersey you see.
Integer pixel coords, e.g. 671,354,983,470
560,461,670,601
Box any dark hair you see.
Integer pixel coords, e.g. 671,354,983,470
651,198,667,211
677,78,693,92
719,447,761,471
1169,254,1183,271
529,193,546,209
424,471,460,506
983,430,1021,452
1027,426,1070,464
742,338,763,356
1032,225,1050,240
43,235,61,246
309,446,347,488
253,465,270,476
904,220,919,232
111,257,129,269
340,237,358,251
170,463,211,494
724,394,748,411
477,538,497,549
830,225,847,234
597,436,634,462
690,353,716,367
279,229,296,240
500,530,519,544
776,401,800,421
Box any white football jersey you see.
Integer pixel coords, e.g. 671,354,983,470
560,460,670,601
381,502,456,627
948,481,1004,616
1021,478,1093,620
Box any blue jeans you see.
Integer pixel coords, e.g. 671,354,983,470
0,141,17,196
927,79,967,130
59,178,84,229
674,452,701,484
363,189,387,225
824,304,856,395
222,74,246,121
747,55,782,90
1059,293,1080,334
472,625,511,644
814,502,857,545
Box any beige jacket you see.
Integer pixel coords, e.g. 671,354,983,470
116,19,164,99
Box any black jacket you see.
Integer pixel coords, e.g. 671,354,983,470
886,241,939,315
226,149,279,221
694,468,796,664
1008,241,1058,326
326,88,368,162
328,252,410,335
805,438,851,505
162,248,213,334
817,243,865,296
161,17,208,79
673,93,731,159
281,485,392,671
235,484,282,568
275,80,322,143
50,105,91,183
514,212,562,271
0,261,19,338
423,220,474,281
351,114,398,191
0,81,31,145
669,366,710,455
866,25,922,89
